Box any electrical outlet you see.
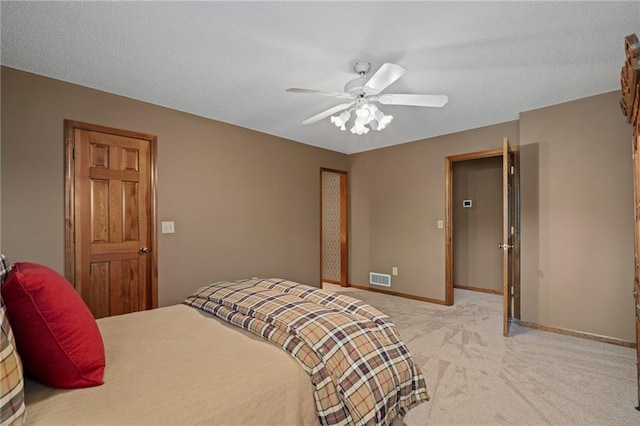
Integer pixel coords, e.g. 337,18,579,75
392,267,398,276
161,221,175,234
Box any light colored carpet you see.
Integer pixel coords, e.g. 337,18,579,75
323,284,638,425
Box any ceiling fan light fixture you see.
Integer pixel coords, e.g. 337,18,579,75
373,109,393,130
331,103,393,135
330,110,350,131
351,120,370,135
355,104,372,120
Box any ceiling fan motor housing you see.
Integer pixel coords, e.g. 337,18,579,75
344,77,369,96
345,61,372,96
353,61,371,75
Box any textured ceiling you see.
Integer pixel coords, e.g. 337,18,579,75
2,1,639,154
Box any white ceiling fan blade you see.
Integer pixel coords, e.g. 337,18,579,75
363,63,407,95
286,88,353,99
302,102,354,124
377,94,449,107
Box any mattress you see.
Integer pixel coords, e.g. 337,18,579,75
23,304,319,425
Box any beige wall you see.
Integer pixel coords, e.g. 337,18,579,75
2,66,635,342
453,156,503,292
349,91,635,342
348,121,520,301
519,92,635,341
0,67,347,306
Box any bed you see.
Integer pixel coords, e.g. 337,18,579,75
1,260,428,426
23,304,320,425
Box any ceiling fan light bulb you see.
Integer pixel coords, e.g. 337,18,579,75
369,108,393,130
331,114,348,130
351,118,369,135
355,107,369,119
379,114,393,128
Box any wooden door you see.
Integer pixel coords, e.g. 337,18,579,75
445,145,520,334
65,121,157,318
501,137,515,337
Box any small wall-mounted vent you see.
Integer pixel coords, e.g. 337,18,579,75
370,272,391,287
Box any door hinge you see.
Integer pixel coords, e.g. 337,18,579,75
510,166,514,175
510,286,514,295
510,226,514,235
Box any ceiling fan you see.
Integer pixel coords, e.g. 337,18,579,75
286,61,448,135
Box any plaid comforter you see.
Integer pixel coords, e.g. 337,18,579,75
184,278,429,426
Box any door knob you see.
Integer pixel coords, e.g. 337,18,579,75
497,243,513,250
139,246,149,253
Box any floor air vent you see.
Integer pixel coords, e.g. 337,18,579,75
370,272,391,287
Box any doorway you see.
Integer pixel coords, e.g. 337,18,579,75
452,156,503,295
320,168,348,287
445,139,520,336
64,120,158,318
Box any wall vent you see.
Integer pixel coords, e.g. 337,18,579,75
369,272,391,287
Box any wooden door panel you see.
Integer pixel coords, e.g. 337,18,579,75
90,242,141,257
121,148,140,171
109,259,144,316
90,179,110,242
89,262,110,319
90,168,140,181
66,121,156,319
122,181,140,241
90,143,109,168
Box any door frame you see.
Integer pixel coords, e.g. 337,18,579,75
320,168,349,287
64,120,159,308
620,32,640,410
444,145,520,320
633,128,640,412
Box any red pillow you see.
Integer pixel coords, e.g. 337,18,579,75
1,262,105,388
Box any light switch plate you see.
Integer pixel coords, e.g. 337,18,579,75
161,221,175,234
437,220,444,229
